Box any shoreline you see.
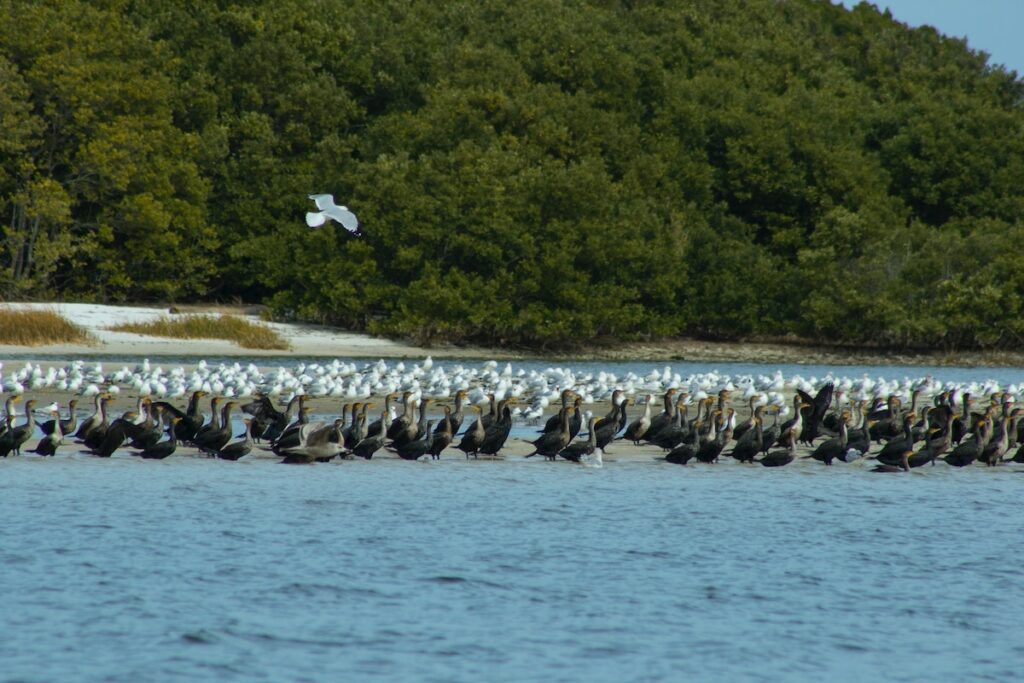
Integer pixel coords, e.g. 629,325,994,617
3,301,1024,367
585,339,1024,368
4,337,1024,369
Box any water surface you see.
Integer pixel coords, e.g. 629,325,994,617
2,455,1022,682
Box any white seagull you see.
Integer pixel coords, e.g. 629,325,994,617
306,194,360,236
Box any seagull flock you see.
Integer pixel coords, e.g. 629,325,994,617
3,355,1024,469
3,357,998,408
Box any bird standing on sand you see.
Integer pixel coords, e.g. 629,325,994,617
31,410,63,456
306,194,360,236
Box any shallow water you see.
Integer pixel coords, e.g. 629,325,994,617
2,454,1023,682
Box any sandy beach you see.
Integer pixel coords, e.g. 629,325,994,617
0,302,513,360
4,302,1023,367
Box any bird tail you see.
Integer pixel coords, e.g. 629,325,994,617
306,212,327,227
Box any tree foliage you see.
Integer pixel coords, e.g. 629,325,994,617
2,0,1023,350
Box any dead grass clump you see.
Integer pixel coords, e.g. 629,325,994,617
0,308,96,346
110,314,289,350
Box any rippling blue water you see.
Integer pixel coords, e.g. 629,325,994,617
2,454,1023,682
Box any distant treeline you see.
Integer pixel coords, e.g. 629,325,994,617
2,0,1023,350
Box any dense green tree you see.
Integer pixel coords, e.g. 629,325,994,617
2,0,1024,350
0,0,216,300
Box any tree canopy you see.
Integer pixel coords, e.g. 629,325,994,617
2,0,1023,350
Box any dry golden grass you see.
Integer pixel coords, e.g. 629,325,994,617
110,314,289,350
0,308,96,346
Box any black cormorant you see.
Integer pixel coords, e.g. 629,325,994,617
455,406,486,459
136,418,182,460
217,418,255,461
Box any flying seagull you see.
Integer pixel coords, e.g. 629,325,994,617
306,194,360,236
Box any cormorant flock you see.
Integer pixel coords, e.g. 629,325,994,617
2,357,1023,471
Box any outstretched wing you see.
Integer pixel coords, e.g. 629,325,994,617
796,388,814,410
153,401,187,420
297,421,327,446
323,205,359,234
308,194,335,211
306,423,337,447
813,383,834,420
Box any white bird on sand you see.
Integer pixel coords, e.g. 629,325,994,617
306,194,360,235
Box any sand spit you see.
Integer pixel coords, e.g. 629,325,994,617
3,302,1024,367
0,302,509,359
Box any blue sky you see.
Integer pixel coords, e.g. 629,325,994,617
835,0,1022,74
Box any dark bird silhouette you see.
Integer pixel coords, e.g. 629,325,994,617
122,402,164,450
74,394,108,441
872,451,910,473
40,399,77,438
979,411,1016,466
868,395,903,443
396,420,434,461
650,396,699,450
135,418,182,460
540,390,575,433
774,395,810,450
428,406,454,459
0,398,36,456
437,390,468,437
352,411,388,460
154,389,208,443
30,410,63,456
195,401,239,455
797,382,833,445
391,397,428,449
732,394,764,442
665,421,700,465
729,412,763,463
526,407,574,460
694,415,727,464
455,406,486,459
806,412,849,466
478,400,515,456
949,393,972,445
270,405,313,455
479,394,498,432
559,416,599,463
365,393,397,439
343,403,370,449
758,448,797,468
264,394,306,443
89,414,136,458
645,389,681,443
760,406,782,456
387,391,416,441
943,419,988,467
217,418,255,461
594,398,629,450
874,414,917,466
